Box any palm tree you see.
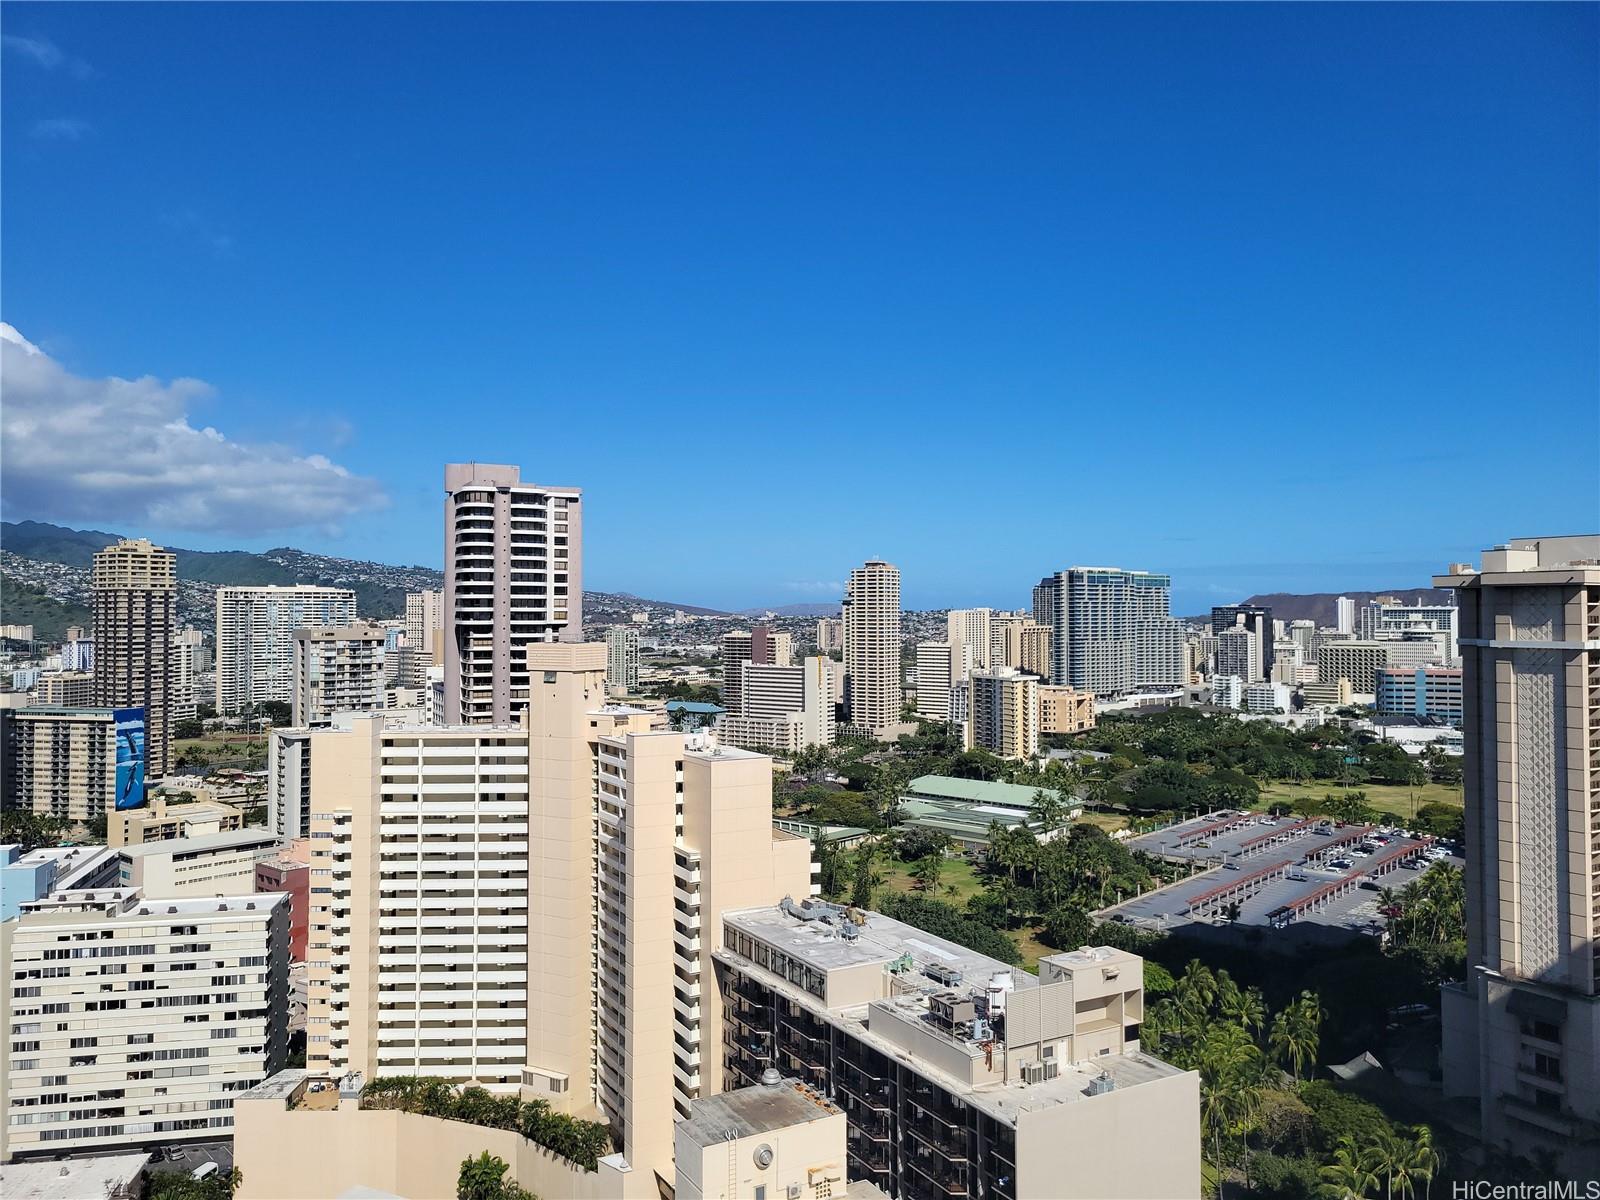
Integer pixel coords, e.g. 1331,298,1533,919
1369,1129,1408,1200
1319,1136,1381,1200
1029,788,1067,834
1400,1125,1441,1200
1223,986,1267,1040
1269,991,1321,1082
458,1151,512,1200
1197,1023,1266,1193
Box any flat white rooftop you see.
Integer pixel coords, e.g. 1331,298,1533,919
724,902,1039,987
118,828,280,858
720,904,1189,1125
0,1152,150,1199
20,888,287,919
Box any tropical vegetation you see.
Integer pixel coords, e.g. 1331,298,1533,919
147,1167,244,1200
360,1077,611,1171
1142,963,1440,1200
458,1152,538,1200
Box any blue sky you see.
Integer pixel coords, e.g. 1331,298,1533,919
3,4,1595,612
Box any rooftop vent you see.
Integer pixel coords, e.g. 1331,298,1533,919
1086,1071,1116,1096
759,1068,783,1087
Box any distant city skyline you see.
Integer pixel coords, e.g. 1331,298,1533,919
2,5,1594,612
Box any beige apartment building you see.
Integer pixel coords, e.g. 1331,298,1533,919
946,608,992,673
34,672,95,707
291,625,386,726
301,643,812,1195
1314,637,1443,694
1038,685,1095,736
715,656,837,753
399,589,444,687
990,617,1052,677
1019,622,1052,678
442,462,582,725
91,538,176,777
0,706,117,821
843,560,903,738
718,904,1200,1199
109,795,247,847
970,669,1039,760
0,888,288,1162
1436,535,1600,1176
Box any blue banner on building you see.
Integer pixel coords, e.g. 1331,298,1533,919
114,707,147,810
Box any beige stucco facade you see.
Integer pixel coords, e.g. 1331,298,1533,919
1435,536,1600,1175
294,643,813,1194
971,669,1039,760
233,1077,646,1200
91,538,176,778
1037,685,1095,735
108,795,246,847
0,706,116,821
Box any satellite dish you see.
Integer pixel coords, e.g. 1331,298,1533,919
753,1144,774,1169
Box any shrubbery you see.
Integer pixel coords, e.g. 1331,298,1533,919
873,893,1021,965
361,1077,611,1171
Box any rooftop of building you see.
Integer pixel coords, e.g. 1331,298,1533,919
677,1076,841,1148
903,774,1063,809
1436,534,1600,586
725,900,1041,991
19,887,288,920
720,902,1189,1125
118,827,282,859
896,800,1060,843
7,844,120,886
0,1152,151,1200
664,699,727,714
5,705,114,717
294,625,386,640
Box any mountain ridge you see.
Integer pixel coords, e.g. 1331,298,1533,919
0,521,729,630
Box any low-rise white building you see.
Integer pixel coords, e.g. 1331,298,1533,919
0,888,288,1161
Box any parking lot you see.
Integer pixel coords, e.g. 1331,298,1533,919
1110,811,1460,935
147,1141,235,1181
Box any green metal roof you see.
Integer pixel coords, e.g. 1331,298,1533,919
897,798,1044,845
903,774,1055,809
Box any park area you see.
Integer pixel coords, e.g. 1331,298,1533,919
1252,780,1462,823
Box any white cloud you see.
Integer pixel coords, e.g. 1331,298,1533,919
3,33,92,78
30,117,91,141
0,325,388,536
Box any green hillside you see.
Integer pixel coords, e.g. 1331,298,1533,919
0,574,92,641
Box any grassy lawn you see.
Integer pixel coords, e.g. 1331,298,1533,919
878,856,986,905
1078,811,1131,835
1009,924,1053,971
174,735,266,752
1252,779,1462,821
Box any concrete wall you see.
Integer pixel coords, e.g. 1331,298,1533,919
234,1102,645,1200
1014,1067,1201,1200
674,1108,847,1200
